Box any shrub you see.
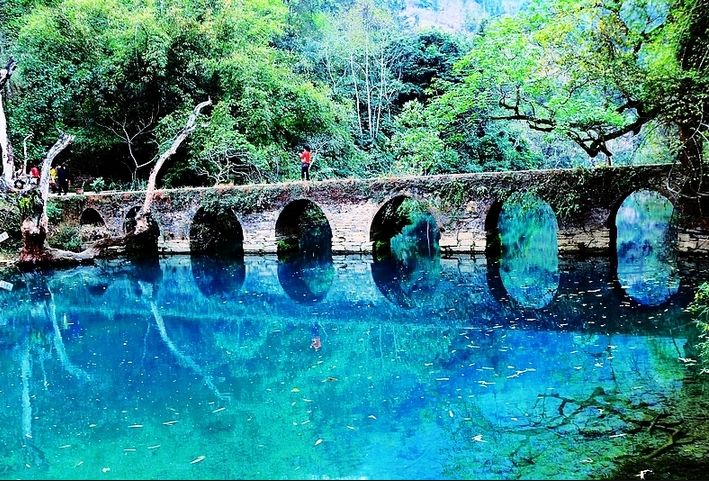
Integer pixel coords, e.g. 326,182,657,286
49,224,83,252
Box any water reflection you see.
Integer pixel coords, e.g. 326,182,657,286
0,255,705,480
370,197,442,308
371,254,441,309
616,190,679,306
191,255,246,300
497,195,559,309
277,254,334,304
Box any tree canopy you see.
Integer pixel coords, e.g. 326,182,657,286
0,0,706,189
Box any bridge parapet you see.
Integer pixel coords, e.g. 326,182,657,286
53,165,709,255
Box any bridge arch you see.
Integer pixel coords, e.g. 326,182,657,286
275,199,333,258
611,189,679,306
369,195,441,257
79,208,106,227
78,207,110,243
485,193,560,309
608,188,677,252
123,205,160,255
189,207,244,256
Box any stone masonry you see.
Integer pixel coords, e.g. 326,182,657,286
55,165,709,255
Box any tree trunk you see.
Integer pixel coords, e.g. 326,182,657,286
16,100,211,269
18,134,75,265
0,95,13,186
0,57,17,187
134,99,212,237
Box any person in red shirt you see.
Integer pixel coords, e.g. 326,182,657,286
299,145,313,181
30,165,40,186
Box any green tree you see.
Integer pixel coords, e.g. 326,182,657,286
444,0,708,177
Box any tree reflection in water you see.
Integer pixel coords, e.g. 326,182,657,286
616,190,679,306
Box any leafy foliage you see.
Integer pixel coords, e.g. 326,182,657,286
1,0,707,185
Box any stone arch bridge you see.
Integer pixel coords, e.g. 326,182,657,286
54,165,709,255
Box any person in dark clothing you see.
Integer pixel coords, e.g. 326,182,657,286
299,145,313,181
56,165,69,195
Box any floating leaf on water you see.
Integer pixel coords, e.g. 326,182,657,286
314,439,323,446
190,455,206,464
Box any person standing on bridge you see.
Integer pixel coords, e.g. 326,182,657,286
56,164,69,195
299,145,313,181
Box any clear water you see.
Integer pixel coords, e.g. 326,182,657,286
0,252,706,480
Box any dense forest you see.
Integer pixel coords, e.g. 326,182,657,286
0,0,707,190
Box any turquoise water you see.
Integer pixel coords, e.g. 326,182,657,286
0,252,706,480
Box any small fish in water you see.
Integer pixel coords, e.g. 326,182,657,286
191,455,206,464
128,424,143,429
322,377,338,382
212,407,226,414
162,420,178,426
314,439,323,446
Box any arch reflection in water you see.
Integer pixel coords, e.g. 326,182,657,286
371,254,441,309
370,197,441,309
615,190,679,306
495,194,559,309
191,255,246,300
277,254,334,304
